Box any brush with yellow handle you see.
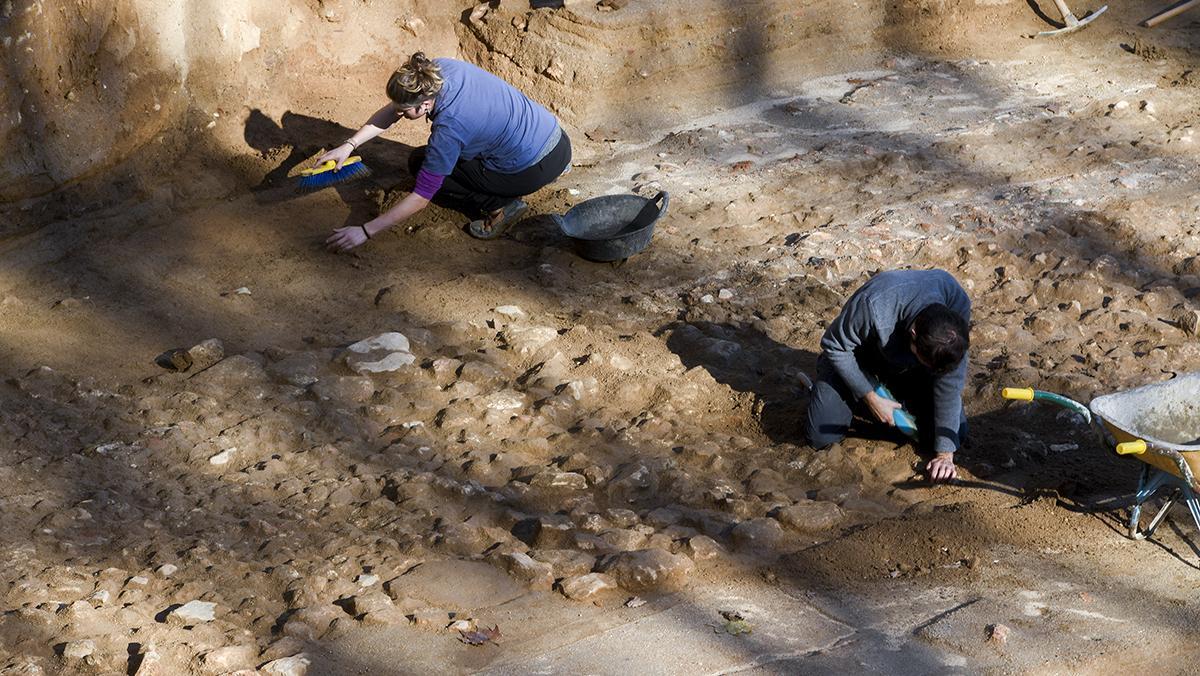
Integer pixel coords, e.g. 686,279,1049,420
295,156,372,194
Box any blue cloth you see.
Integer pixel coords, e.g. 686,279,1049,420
421,58,559,177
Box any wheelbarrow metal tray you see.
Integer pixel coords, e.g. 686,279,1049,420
1089,372,1200,479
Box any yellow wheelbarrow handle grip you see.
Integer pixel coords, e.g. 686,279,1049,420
1001,387,1035,401
1116,439,1147,455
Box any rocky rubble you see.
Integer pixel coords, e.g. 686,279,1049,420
0,317,865,672
6,38,1200,674
5,204,1182,670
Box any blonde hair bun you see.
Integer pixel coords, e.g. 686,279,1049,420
387,52,445,107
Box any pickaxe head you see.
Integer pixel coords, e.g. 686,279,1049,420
1036,4,1108,38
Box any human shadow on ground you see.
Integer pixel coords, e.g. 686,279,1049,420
660,320,1163,529
243,109,417,230
661,320,817,444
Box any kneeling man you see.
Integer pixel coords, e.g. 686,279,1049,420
805,269,970,482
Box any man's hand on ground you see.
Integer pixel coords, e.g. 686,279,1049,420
863,390,903,426
926,453,958,483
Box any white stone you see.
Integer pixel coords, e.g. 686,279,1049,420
356,573,379,587
610,354,634,370
700,294,715,304
564,378,598,401
494,305,526,319
209,448,236,465
128,575,149,586
134,648,162,675
402,16,425,35
157,564,178,577
560,573,617,600
200,645,257,672
261,654,312,676
62,639,96,661
508,326,558,354
531,471,588,490
347,332,410,354
718,288,734,300
169,600,216,623
485,390,526,411
234,286,252,296
349,351,416,373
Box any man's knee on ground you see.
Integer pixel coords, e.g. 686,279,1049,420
805,420,847,450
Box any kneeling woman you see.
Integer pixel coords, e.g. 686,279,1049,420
322,53,571,250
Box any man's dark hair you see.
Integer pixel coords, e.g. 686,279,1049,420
911,304,969,374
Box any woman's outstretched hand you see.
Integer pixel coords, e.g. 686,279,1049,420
316,142,354,170
326,225,369,252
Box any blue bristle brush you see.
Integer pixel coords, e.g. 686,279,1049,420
295,155,372,193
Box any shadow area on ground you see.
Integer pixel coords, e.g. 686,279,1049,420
244,109,418,230
660,320,1174,544
662,320,816,445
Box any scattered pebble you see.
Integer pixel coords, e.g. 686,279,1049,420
494,305,526,319
209,448,236,465
261,654,312,676
168,600,217,624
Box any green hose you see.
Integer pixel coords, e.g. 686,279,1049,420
1001,386,1092,424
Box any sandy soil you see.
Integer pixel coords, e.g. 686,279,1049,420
3,1,1200,674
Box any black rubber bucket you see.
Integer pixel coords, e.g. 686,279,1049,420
551,191,669,262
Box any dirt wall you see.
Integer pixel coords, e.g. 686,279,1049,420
0,0,1045,207
0,0,465,205
455,0,888,137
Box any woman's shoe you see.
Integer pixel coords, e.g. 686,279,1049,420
468,199,528,240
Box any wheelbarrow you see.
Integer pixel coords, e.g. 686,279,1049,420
1002,374,1200,542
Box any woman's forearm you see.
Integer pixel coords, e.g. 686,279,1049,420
344,105,402,148
364,192,430,236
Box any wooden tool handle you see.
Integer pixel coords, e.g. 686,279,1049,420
1051,0,1077,21
1143,0,1200,27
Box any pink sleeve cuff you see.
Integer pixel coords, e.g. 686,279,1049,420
414,168,445,200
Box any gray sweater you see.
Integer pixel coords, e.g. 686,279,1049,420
819,269,971,454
